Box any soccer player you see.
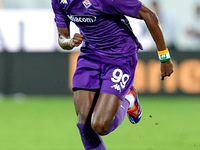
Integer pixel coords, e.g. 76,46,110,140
51,0,174,149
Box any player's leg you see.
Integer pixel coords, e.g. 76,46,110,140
91,93,130,135
90,53,142,135
91,87,143,136
72,53,108,150
74,89,107,150
74,90,96,123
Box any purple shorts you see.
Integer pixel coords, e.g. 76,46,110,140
72,53,138,101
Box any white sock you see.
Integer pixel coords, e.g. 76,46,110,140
125,94,135,109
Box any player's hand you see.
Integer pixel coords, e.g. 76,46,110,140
160,60,174,80
72,33,84,47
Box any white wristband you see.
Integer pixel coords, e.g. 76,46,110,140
59,36,74,46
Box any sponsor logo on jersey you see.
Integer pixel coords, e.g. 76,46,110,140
67,15,96,23
82,0,92,9
60,0,68,4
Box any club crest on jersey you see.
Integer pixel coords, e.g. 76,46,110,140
82,0,92,9
60,0,68,4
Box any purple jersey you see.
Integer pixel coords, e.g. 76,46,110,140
52,0,143,56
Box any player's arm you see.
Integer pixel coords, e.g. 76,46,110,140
57,27,84,50
136,4,174,80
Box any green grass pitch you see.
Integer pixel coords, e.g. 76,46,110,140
0,95,199,150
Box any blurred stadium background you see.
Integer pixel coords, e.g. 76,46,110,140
0,0,200,150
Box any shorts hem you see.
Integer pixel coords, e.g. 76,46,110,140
73,87,100,92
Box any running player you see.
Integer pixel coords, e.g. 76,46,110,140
51,0,174,149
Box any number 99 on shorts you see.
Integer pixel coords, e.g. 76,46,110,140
111,69,130,91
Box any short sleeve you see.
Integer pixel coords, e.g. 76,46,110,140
97,0,142,18
51,0,70,28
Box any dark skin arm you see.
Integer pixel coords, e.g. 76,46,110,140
136,4,174,80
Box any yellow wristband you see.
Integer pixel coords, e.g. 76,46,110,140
157,48,169,55
157,48,171,62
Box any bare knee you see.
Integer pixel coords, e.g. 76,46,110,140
91,114,111,135
90,93,122,135
91,121,109,135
